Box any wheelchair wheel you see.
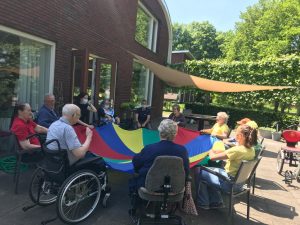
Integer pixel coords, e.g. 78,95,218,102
277,150,285,174
57,169,101,224
29,168,57,206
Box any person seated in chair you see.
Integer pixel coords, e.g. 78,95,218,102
223,118,257,148
37,94,59,128
97,99,120,125
134,99,151,129
168,104,186,127
10,103,48,150
200,112,229,140
196,124,257,210
129,119,190,214
46,104,105,172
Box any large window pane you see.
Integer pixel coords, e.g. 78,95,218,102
99,64,112,99
135,3,158,52
131,61,152,104
135,7,151,48
0,30,52,130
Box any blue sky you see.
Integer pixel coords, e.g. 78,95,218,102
164,0,259,31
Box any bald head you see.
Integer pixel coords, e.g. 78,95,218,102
62,104,80,116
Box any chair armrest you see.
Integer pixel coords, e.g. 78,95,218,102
199,166,232,183
43,139,62,152
26,133,41,140
18,147,41,155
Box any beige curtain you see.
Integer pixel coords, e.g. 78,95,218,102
132,53,293,93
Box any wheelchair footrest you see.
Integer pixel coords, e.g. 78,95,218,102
283,170,295,184
41,217,57,225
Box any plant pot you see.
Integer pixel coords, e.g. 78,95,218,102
272,132,282,141
258,129,272,139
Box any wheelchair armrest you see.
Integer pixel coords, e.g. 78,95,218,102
199,166,232,183
18,147,41,155
26,133,42,140
43,139,62,152
73,156,102,167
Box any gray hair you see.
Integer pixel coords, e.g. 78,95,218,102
217,112,229,123
158,119,178,141
62,104,80,116
44,93,54,100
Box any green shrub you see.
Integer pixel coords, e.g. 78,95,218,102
185,103,299,130
258,127,276,132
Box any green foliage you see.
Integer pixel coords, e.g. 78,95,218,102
223,0,300,61
184,54,300,111
120,102,136,110
172,22,222,59
258,127,276,132
185,103,299,130
135,7,150,48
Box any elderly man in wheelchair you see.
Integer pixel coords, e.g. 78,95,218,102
26,104,110,224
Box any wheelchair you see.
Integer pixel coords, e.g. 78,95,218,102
24,139,111,224
276,130,300,184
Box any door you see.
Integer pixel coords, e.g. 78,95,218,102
71,49,89,103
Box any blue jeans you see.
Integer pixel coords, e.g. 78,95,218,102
196,167,233,206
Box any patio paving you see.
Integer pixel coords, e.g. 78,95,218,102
0,135,299,225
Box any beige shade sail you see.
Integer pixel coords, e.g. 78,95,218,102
132,53,294,93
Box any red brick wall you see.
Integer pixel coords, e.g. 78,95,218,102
0,0,169,117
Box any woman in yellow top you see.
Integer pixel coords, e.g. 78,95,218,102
196,124,257,210
201,112,230,140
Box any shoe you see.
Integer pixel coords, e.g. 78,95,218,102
196,204,210,210
209,202,225,209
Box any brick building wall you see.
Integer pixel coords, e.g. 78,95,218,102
0,0,170,118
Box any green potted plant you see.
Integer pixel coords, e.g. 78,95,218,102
258,127,275,139
120,102,136,120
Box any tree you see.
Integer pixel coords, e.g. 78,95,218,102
172,22,222,60
223,0,300,61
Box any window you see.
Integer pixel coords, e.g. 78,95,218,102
99,64,112,99
131,61,153,104
0,26,55,130
135,2,158,52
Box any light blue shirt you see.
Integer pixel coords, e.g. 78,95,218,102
47,117,82,165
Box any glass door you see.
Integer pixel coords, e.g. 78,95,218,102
71,49,88,103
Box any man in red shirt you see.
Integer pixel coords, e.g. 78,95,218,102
11,103,48,150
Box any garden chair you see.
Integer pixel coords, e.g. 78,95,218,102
0,131,42,194
252,146,265,194
198,156,262,220
137,156,186,225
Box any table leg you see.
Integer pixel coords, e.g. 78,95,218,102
198,119,205,130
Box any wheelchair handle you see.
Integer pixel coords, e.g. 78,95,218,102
43,139,62,152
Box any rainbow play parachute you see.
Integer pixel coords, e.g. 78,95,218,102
74,124,221,173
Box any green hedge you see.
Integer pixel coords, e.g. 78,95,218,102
185,103,299,130
184,54,300,110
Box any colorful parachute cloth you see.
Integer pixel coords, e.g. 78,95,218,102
74,124,220,173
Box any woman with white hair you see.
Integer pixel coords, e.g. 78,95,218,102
129,119,190,213
132,119,189,184
200,112,229,140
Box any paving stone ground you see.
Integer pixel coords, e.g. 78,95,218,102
0,129,299,225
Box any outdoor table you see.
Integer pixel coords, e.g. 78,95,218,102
184,113,217,131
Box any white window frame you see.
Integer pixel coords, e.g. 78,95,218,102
137,1,158,52
0,25,56,94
